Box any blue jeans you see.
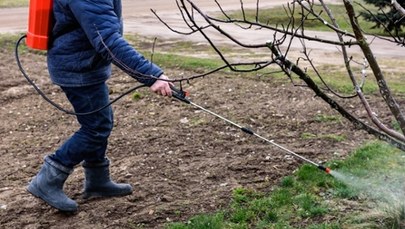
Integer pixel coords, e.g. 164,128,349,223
49,82,113,168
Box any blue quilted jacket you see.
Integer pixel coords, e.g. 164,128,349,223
47,0,163,87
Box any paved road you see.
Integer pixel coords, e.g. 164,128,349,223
0,0,286,33
0,0,402,60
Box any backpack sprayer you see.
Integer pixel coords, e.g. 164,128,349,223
17,0,331,174
26,0,53,50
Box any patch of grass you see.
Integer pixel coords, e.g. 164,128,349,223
149,53,224,72
227,2,389,35
189,117,206,126
332,141,402,175
0,33,26,51
322,134,346,142
300,132,346,142
166,141,405,228
165,40,226,54
294,193,328,217
293,67,358,95
131,92,144,101
280,176,295,188
148,52,268,74
0,0,28,8
314,114,341,123
293,65,405,95
330,142,405,225
1,33,49,58
301,132,317,140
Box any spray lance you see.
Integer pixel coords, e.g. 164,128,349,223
169,85,332,174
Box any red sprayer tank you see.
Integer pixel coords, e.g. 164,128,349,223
26,0,53,50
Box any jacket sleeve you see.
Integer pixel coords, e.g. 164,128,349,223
68,0,162,86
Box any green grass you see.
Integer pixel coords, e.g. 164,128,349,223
165,141,405,228
226,2,390,35
314,114,341,123
149,53,224,72
292,64,405,95
131,92,144,101
0,33,25,50
0,0,28,8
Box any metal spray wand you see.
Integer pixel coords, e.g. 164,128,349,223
170,85,331,174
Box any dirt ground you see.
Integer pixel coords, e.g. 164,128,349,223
0,1,401,229
0,38,381,229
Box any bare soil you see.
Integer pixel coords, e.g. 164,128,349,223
0,1,400,228
0,37,381,229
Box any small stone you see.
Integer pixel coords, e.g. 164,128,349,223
180,117,189,124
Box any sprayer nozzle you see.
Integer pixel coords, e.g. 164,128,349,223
325,167,331,174
317,165,331,174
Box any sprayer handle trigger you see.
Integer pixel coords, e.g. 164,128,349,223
170,85,190,104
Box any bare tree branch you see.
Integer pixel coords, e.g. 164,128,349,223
154,0,405,150
268,40,405,150
392,0,405,17
344,0,405,136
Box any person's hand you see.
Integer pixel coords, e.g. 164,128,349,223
150,74,172,97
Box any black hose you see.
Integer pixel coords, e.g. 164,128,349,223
15,34,147,116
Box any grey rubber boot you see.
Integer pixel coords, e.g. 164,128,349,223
27,156,78,212
82,158,133,199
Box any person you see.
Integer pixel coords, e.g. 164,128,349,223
27,0,172,212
